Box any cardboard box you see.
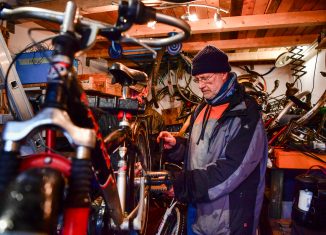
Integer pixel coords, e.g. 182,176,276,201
79,74,106,93
78,74,121,96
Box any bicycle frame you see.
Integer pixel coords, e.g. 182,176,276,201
0,1,190,234
105,79,150,231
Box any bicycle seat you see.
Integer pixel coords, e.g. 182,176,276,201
109,62,148,86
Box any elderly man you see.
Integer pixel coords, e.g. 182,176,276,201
157,45,268,235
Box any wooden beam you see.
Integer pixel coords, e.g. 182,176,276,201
182,34,317,52
238,0,255,39
123,10,326,37
81,5,118,15
252,0,270,14
246,0,270,38
86,34,318,58
28,0,110,12
227,50,287,62
90,50,287,64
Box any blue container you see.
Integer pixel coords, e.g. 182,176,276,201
15,50,78,84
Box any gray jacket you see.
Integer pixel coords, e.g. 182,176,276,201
166,85,268,235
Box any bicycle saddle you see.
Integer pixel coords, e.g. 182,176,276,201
109,62,148,86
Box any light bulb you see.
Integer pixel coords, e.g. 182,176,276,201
147,21,157,29
188,13,198,21
181,4,198,22
214,12,223,28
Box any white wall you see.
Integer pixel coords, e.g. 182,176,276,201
298,50,326,104
8,22,54,54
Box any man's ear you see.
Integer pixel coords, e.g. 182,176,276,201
222,73,228,81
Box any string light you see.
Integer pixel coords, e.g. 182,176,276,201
181,5,198,22
179,4,228,27
214,11,225,28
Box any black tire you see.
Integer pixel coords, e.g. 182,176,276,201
133,121,151,171
127,121,151,234
157,203,186,235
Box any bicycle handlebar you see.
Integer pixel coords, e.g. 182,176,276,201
0,0,191,48
122,11,190,47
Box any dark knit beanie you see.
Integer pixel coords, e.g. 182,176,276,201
192,45,231,76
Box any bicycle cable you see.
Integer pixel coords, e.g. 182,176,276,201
310,50,319,94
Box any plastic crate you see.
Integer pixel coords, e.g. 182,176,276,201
15,50,78,84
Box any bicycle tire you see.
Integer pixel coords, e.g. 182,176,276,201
127,121,151,234
157,203,186,235
296,90,326,125
132,120,151,171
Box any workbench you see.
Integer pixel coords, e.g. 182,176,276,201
269,148,326,219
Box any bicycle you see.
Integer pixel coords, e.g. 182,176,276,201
156,198,186,235
267,90,326,167
0,1,190,234
155,161,186,235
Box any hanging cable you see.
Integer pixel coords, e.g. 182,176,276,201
310,50,319,94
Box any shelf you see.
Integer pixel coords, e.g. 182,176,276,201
273,148,326,169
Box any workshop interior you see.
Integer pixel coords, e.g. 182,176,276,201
0,0,325,234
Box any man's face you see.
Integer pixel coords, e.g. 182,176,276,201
194,72,228,100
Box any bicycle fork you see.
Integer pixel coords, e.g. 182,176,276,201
0,107,96,235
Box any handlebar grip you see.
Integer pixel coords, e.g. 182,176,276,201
0,2,12,12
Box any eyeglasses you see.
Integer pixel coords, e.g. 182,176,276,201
193,73,215,83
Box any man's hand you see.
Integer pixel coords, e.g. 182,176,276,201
164,186,175,198
157,131,177,150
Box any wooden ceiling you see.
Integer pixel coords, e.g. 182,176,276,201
16,0,326,66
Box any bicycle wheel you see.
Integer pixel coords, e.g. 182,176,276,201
296,90,326,125
268,91,311,129
132,120,151,171
127,121,151,234
157,203,186,235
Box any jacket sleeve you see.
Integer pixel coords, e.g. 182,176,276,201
164,136,187,163
173,102,267,203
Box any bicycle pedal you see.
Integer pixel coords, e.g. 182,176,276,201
144,171,172,186
145,170,169,178
150,184,167,192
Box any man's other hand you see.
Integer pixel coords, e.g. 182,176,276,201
157,131,177,149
